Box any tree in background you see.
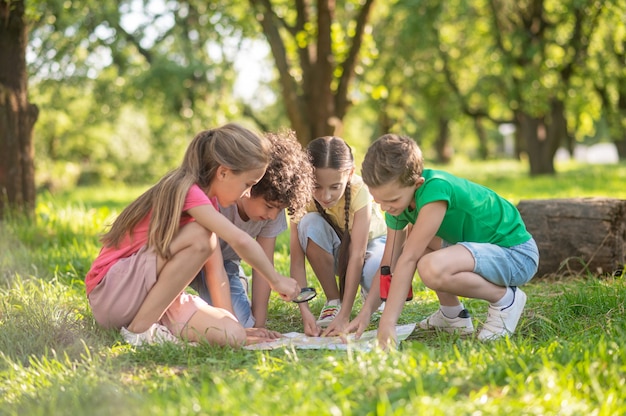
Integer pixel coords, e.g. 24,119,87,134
28,0,256,187
248,0,377,144
590,0,626,160
361,0,465,164
436,0,604,175
9,0,626,196
0,0,38,219
365,0,611,175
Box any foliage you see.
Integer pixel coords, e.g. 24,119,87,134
360,0,626,173
27,0,271,188
360,0,464,150
19,0,626,193
245,0,382,143
1,161,626,415
587,0,626,143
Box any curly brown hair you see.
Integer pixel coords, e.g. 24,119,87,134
250,129,314,221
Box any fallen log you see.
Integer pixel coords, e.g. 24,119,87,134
517,198,626,277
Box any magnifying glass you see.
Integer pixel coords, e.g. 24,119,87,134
293,287,317,303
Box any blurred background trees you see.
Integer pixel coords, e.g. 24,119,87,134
248,0,376,144
1,0,625,217
0,0,38,219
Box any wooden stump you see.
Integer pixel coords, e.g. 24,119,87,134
517,198,626,277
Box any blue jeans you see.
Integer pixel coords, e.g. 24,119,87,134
189,260,255,328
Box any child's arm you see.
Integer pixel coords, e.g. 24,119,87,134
343,225,406,339
188,204,300,301
250,235,276,328
377,201,447,349
290,221,321,336
322,204,370,336
289,221,308,288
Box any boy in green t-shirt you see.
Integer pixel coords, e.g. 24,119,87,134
345,134,539,348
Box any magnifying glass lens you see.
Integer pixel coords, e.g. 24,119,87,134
294,287,317,303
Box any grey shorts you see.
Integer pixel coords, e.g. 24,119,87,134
297,212,386,292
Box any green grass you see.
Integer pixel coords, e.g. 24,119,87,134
1,160,626,415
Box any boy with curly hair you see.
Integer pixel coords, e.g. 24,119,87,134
190,130,314,329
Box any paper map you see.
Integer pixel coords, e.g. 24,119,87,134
244,323,416,351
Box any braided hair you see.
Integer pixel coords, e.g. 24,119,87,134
307,136,354,300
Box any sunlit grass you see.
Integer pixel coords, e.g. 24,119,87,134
1,161,626,415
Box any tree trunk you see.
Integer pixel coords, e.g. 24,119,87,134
434,117,451,164
0,0,38,219
516,111,554,175
517,198,626,277
615,139,626,160
515,99,566,176
249,0,374,146
473,116,488,160
547,98,571,157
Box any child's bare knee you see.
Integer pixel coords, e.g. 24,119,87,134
418,256,443,289
187,224,217,255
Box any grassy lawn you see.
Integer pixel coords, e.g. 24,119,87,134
1,160,625,415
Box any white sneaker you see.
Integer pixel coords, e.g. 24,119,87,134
419,308,474,334
478,287,527,341
316,299,341,327
121,323,181,346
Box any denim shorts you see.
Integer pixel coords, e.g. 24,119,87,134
297,212,386,292
443,238,539,287
189,261,254,328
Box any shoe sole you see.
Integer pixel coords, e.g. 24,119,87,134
418,321,474,334
420,326,475,335
419,315,475,334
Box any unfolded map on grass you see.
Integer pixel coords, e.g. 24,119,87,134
244,323,416,351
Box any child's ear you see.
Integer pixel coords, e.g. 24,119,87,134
216,165,233,179
415,177,425,188
216,165,229,180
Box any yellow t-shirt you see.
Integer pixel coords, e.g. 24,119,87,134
301,174,386,241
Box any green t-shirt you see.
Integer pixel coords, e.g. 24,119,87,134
385,169,531,247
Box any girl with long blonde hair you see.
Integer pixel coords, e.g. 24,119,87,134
86,123,300,347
